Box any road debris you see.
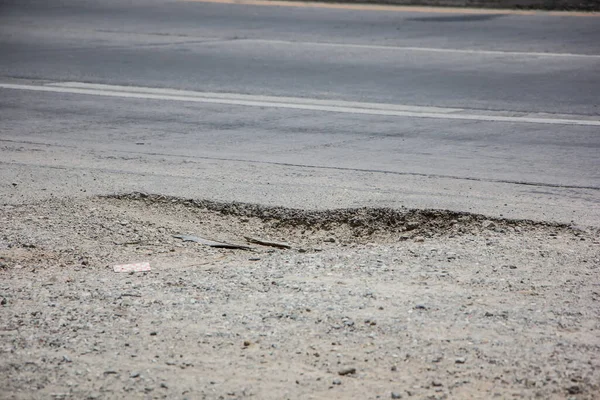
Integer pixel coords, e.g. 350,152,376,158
244,236,291,249
338,367,357,376
113,261,151,273
173,234,250,250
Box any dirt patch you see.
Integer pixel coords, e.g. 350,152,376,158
1,195,599,399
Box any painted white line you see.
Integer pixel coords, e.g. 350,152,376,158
244,39,600,59
48,81,463,114
1,82,599,126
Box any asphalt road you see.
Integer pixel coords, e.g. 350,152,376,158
1,0,599,225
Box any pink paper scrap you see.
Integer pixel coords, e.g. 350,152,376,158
113,261,151,273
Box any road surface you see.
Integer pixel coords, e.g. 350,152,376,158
1,0,599,225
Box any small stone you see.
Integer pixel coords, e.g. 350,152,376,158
414,304,427,310
150,331,157,336
324,237,336,243
160,383,168,389
332,378,342,385
391,392,402,399
482,220,496,229
130,371,140,378
406,221,419,230
338,367,356,376
566,385,581,395
432,380,443,387
0,297,7,306
62,355,72,363
414,236,425,243
455,357,466,364
391,365,397,372
243,340,251,347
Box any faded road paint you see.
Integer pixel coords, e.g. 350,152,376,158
2,81,599,127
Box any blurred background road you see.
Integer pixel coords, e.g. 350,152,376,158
1,0,599,225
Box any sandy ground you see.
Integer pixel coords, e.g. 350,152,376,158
1,193,599,399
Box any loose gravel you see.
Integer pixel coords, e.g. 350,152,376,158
1,194,599,399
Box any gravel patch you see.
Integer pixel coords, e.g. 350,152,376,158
1,194,599,399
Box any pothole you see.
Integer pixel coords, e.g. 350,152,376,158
1,192,594,271
109,192,576,238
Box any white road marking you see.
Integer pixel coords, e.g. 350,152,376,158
48,81,463,113
245,39,600,59
1,82,599,126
